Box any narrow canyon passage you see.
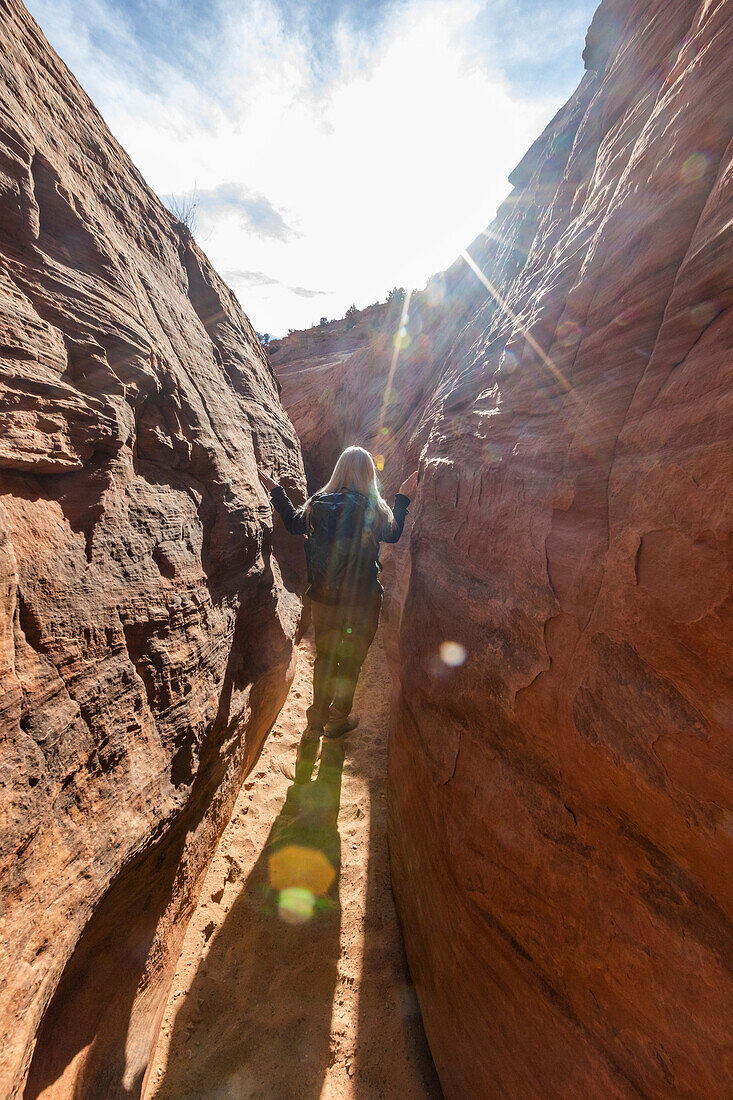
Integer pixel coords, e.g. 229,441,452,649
144,631,441,1100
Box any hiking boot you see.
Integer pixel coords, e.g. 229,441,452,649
324,715,359,739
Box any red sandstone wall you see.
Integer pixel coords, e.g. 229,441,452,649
390,0,733,1094
269,299,451,494
275,0,732,1095
0,2,305,1095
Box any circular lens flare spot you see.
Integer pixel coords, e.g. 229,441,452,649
269,844,335,899
439,641,466,667
375,454,385,471
278,887,316,925
680,153,708,184
612,306,640,328
556,320,582,347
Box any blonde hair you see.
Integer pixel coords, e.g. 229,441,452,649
313,446,393,529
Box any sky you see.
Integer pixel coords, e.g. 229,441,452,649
26,0,599,336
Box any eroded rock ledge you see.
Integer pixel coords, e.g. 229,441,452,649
275,0,732,1095
0,2,305,1096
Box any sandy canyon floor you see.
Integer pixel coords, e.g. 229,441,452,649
145,632,442,1099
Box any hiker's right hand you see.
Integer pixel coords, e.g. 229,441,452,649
257,469,277,493
398,470,418,498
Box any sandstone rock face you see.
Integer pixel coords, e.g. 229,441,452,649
391,2,733,1096
276,1,733,1095
0,3,305,1096
270,302,440,494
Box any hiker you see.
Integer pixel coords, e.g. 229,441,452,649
258,446,417,738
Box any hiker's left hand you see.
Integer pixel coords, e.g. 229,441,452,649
398,470,418,498
257,469,277,493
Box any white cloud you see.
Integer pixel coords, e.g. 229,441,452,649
189,184,298,241
27,0,568,335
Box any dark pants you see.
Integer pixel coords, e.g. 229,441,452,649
306,591,382,727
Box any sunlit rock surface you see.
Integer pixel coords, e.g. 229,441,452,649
276,0,733,1095
392,2,733,1095
0,3,305,1096
269,299,447,493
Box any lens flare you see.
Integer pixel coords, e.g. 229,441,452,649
680,153,708,184
374,454,385,471
612,306,641,328
556,319,582,347
278,887,316,925
689,300,718,326
461,248,573,397
440,641,466,667
269,843,335,905
376,289,412,443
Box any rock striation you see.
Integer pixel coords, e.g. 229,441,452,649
275,0,733,1095
0,2,305,1096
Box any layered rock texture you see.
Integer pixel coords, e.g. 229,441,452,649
276,0,733,1095
0,2,304,1096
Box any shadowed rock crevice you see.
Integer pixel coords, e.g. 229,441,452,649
24,824,191,1100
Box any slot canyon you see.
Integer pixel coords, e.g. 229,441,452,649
1,0,731,1098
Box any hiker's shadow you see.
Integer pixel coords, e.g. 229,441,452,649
157,734,345,1100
